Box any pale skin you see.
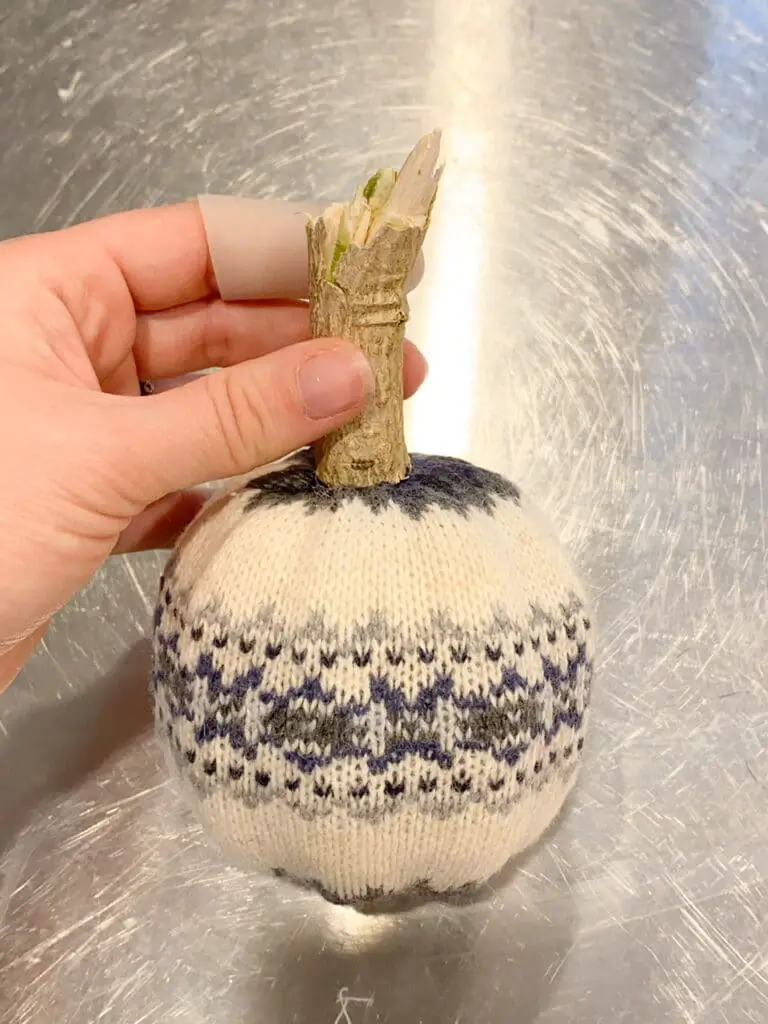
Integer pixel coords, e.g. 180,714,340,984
0,200,427,692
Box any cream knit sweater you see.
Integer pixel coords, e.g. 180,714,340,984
152,449,594,904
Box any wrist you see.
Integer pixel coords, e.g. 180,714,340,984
0,627,46,693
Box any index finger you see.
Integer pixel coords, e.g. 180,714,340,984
63,198,321,312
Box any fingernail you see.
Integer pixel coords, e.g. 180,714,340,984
298,346,374,420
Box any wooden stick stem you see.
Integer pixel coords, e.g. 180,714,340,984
307,130,442,488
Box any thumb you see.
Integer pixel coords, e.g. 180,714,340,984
114,337,373,502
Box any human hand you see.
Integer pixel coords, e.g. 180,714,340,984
0,200,427,690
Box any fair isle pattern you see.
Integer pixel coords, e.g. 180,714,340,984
242,449,522,519
151,453,595,901
152,599,591,824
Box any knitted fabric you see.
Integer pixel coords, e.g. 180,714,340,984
151,450,595,904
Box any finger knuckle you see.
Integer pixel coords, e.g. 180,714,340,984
199,301,229,370
205,370,272,475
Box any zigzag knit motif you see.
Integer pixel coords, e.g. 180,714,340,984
152,452,595,903
153,605,591,818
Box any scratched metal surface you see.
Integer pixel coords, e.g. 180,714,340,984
1,0,767,1021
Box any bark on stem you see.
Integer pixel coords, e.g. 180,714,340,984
307,131,442,488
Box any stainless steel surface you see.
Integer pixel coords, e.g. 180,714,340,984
1,0,767,1020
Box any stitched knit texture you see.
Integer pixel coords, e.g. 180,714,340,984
151,450,595,904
